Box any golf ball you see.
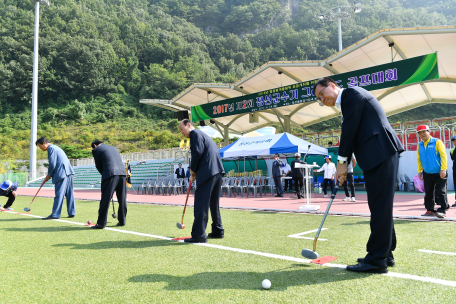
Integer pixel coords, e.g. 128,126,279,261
262,279,271,289
88,220,92,225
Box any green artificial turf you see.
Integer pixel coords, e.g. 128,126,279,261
0,196,455,303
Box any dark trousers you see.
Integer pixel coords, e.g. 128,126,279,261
273,175,283,195
293,177,303,194
322,178,334,195
192,173,224,239
363,152,398,268
284,174,292,191
423,171,449,213
2,192,16,208
453,170,456,201
97,176,127,226
343,173,355,197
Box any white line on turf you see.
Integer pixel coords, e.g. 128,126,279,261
5,211,456,287
419,249,456,256
288,228,328,240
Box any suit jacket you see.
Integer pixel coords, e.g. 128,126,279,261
47,144,74,184
175,167,185,178
271,160,283,177
339,87,404,171
189,129,224,186
92,144,126,182
291,159,304,178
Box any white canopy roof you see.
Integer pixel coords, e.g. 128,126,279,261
219,133,327,158
140,25,456,135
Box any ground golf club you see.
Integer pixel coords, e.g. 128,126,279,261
301,183,339,259
176,181,192,229
23,180,46,212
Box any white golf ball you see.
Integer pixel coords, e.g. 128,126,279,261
262,279,271,289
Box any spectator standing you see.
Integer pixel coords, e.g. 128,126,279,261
282,162,292,193
450,136,456,207
175,163,185,178
314,155,336,197
271,154,283,197
342,154,357,202
291,153,304,199
417,125,449,218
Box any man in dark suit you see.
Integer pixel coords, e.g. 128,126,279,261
178,119,225,243
271,154,283,197
175,163,185,178
291,153,304,199
90,140,127,229
313,77,404,273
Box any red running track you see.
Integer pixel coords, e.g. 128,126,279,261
16,187,456,220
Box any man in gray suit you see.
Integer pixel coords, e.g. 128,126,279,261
179,119,225,243
91,140,127,229
272,153,283,197
36,137,75,219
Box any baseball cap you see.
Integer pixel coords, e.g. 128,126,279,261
295,153,300,157
325,155,332,159
452,136,456,140
0,180,12,191
416,125,430,133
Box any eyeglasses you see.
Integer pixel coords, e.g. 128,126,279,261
317,85,329,101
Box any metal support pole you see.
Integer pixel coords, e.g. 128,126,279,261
224,125,229,147
284,115,291,133
337,13,342,52
29,1,40,179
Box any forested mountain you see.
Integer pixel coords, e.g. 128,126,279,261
0,0,455,163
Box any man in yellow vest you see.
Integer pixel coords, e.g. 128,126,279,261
416,125,449,218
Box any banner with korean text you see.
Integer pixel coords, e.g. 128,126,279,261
191,53,439,122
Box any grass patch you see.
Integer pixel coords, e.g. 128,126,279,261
0,196,455,303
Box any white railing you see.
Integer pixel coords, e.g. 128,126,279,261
70,147,191,167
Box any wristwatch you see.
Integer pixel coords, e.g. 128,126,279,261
338,160,346,164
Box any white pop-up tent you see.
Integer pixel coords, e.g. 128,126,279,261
219,133,328,158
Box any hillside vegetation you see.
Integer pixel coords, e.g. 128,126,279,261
1,0,456,163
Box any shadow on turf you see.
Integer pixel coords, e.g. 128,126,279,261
53,240,184,250
3,226,86,232
341,220,413,225
128,265,372,290
0,218,41,222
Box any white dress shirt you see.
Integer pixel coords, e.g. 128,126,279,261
336,88,348,162
316,162,336,179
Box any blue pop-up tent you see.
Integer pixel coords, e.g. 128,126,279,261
219,133,327,158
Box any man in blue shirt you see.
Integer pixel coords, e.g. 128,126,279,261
36,137,76,219
0,180,19,211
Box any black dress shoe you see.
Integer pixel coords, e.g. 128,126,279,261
91,224,105,229
208,232,224,238
357,257,395,267
68,215,75,218
346,262,388,273
184,237,207,243
42,216,58,220
116,223,125,227
275,195,280,197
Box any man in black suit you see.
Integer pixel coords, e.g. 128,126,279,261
271,154,283,197
291,153,304,199
91,140,127,229
178,119,225,243
313,77,404,273
175,163,185,178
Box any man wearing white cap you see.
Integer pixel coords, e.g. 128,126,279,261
0,180,19,211
416,125,449,218
314,155,336,197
